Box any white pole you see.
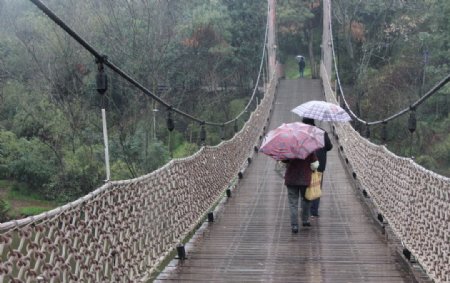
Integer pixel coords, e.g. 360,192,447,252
153,110,156,140
102,109,111,181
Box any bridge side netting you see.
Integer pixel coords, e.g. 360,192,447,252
321,63,450,283
0,70,278,282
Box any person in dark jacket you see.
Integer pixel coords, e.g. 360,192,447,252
283,153,319,233
302,117,333,217
298,57,306,78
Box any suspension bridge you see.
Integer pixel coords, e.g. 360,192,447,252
155,79,417,283
0,0,449,282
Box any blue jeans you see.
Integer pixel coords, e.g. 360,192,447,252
310,198,320,216
287,185,311,226
310,173,324,216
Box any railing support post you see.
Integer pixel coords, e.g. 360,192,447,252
102,109,111,181
176,245,186,260
207,212,214,222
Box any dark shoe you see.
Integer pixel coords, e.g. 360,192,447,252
302,222,311,227
292,225,299,233
311,214,320,217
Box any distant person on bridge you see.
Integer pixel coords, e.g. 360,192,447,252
282,153,319,233
302,117,333,217
298,56,306,78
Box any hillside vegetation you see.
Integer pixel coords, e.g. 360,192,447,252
0,0,448,220
330,0,450,176
0,0,269,219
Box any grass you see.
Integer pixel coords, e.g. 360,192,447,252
20,206,51,216
8,182,43,201
0,179,57,219
0,180,12,187
284,56,312,79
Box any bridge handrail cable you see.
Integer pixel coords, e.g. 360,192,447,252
0,67,279,281
322,3,449,280
322,63,450,283
327,1,450,126
28,0,269,127
0,1,280,281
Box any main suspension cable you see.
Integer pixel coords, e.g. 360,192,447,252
328,2,450,126
29,0,269,127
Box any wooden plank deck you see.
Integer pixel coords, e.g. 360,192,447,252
155,79,414,282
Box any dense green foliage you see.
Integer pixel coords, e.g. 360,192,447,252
0,0,268,210
332,0,450,176
277,0,322,77
2,0,447,221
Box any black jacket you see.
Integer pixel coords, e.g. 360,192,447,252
316,130,332,172
299,60,306,70
302,118,333,172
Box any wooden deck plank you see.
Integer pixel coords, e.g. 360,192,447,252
155,79,413,282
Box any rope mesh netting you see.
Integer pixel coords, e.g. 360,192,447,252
321,63,450,283
0,70,279,282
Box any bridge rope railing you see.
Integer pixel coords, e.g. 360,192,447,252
0,67,279,282
27,0,269,128
321,63,450,283
321,1,449,282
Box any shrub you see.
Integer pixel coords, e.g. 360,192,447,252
19,206,50,217
0,199,9,222
45,145,105,202
173,142,199,158
9,137,57,192
415,155,438,171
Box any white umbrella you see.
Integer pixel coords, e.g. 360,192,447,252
291,100,352,122
295,55,304,62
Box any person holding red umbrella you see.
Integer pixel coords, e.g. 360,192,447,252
290,101,347,217
259,122,325,233
282,153,319,233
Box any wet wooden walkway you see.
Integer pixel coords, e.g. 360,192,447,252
156,79,413,282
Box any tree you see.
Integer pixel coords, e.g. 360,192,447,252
0,0,271,204
277,0,321,77
332,0,450,176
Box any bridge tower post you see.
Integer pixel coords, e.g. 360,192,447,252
322,0,332,77
267,0,277,80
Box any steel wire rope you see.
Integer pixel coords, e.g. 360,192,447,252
229,21,269,125
3,0,269,230
28,0,269,128
327,1,450,126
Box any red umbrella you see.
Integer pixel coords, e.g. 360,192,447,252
259,122,325,161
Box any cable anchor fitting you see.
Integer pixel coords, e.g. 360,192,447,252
95,55,108,95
